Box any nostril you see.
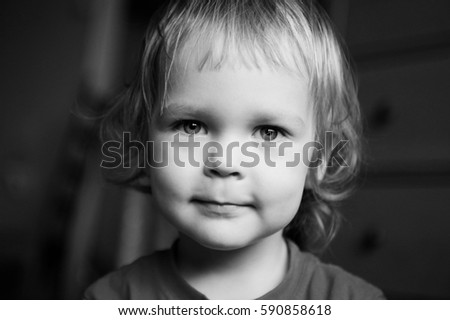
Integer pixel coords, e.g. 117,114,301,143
204,165,242,178
228,171,241,177
210,168,223,177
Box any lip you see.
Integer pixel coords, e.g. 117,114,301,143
192,199,253,216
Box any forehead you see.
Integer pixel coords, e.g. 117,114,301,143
165,57,312,128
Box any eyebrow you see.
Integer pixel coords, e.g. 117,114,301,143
164,102,306,127
252,113,306,127
164,103,201,116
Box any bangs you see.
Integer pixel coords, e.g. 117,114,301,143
156,0,317,100
173,22,310,78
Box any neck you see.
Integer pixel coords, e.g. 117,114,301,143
175,232,289,299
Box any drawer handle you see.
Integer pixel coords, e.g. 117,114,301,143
358,228,381,255
369,101,392,131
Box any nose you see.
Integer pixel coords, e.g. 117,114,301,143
202,141,244,179
204,162,242,178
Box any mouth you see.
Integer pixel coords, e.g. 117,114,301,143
191,198,253,216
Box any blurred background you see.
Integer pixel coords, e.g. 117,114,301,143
0,0,449,299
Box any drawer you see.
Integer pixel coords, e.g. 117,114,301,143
357,58,450,170
324,187,450,298
345,0,450,50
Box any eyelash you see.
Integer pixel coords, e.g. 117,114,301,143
172,120,288,141
255,126,287,141
173,120,207,135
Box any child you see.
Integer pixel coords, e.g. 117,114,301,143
85,0,384,299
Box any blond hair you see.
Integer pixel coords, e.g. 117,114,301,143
102,0,361,253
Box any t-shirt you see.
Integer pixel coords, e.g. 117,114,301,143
84,240,384,299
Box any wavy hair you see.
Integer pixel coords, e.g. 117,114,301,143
101,0,362,253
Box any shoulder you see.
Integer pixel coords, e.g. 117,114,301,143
300,250,385,299
84,250,169,299
285,241,384,300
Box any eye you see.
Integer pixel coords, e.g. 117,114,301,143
257,126,282,141
175,120,206,135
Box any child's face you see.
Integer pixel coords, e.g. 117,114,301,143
149,58,314,250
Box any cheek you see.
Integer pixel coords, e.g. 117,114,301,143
149,133,199,187
150,166,192,203
256,166,307,215
149,166,197,231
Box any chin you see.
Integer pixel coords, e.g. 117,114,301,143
190,231,253,251
200,241,246,251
